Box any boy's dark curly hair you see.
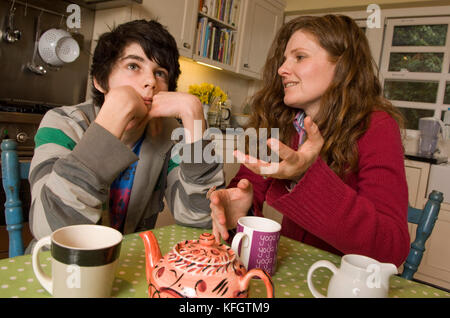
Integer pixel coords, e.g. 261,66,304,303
90,19,181,106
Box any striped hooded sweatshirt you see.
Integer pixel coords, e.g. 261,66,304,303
27,101,224,249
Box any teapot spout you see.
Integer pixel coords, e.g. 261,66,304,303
139,231,162,285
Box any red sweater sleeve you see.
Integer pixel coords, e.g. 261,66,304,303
267,112,410,267
227,164,271,216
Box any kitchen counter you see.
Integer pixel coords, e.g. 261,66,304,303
404,152,448,164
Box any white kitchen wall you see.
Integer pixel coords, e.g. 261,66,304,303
177,57,252,113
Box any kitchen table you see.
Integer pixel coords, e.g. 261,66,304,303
0,224,449,298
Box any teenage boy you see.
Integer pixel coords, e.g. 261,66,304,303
27,20,224,250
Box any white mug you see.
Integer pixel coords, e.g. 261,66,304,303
32,224,122,298
231,216,281,276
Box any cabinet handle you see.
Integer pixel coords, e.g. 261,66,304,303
243,63,250,68
183,42,191,49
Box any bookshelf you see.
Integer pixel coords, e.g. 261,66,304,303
195,0,242,71
126,0,285,79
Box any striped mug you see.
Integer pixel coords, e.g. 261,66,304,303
32,224,122,297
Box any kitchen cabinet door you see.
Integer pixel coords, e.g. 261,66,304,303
404,159,450,290
404,159,430,209
236,0,285,79
138,0,198,58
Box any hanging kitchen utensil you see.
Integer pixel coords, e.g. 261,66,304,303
55,36,80,63
2,0,22,43
38,28,80,66
27,12,46,75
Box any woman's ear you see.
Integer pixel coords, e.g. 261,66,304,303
93,78,106,93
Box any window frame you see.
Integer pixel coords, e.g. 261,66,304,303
380,16,450,116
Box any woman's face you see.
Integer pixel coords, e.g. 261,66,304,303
278,30,336,118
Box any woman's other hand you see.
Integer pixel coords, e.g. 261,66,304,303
210,179,253,242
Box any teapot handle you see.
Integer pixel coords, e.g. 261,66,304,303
307,260,338,298
239,269,274,298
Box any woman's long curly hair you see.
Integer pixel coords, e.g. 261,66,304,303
247,14,404,178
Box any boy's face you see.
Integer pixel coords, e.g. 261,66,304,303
100,42,169,107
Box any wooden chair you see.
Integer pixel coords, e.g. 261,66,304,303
401,190,443,280
1,139,31,258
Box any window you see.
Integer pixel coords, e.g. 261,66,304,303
380,17,450,130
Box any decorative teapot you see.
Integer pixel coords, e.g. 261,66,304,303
139,231,274,298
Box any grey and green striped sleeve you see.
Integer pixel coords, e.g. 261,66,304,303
164,139,225,229
29,108,136,240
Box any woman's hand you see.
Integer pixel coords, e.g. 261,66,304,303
235,116,324,181
210,179,254,242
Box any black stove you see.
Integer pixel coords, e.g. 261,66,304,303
0,99,55,114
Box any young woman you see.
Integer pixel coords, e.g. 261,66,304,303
210,15,410,267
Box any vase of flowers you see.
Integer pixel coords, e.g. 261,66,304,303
188,83,227,123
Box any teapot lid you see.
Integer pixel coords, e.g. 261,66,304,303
171,233,236,275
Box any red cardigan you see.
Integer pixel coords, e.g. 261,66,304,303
228,111,410,267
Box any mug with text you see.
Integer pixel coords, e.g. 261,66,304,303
32,224,122,298
231,216,281,276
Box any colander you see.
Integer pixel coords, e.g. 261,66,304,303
38,28,80,66
56,37,79,63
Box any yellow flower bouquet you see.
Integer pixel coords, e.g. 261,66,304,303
188,83,227,105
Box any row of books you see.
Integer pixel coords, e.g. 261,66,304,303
198,0,241,27
196,17,236,65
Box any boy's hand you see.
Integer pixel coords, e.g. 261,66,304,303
150,92,205,143
95,85,149,143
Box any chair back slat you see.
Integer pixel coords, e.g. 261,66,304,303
1,139,29,258
407,207,422,224
19,162,31,180
402,190,443,280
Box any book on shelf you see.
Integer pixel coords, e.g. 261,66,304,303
196,17,208,56
196,1,239,65
199,0,241,27
209,27,217,59
204,22,212,57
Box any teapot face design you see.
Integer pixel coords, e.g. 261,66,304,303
140,232,274,298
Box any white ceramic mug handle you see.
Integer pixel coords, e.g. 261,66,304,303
32,236,53,295
231,232,247,256
307,260,338,298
